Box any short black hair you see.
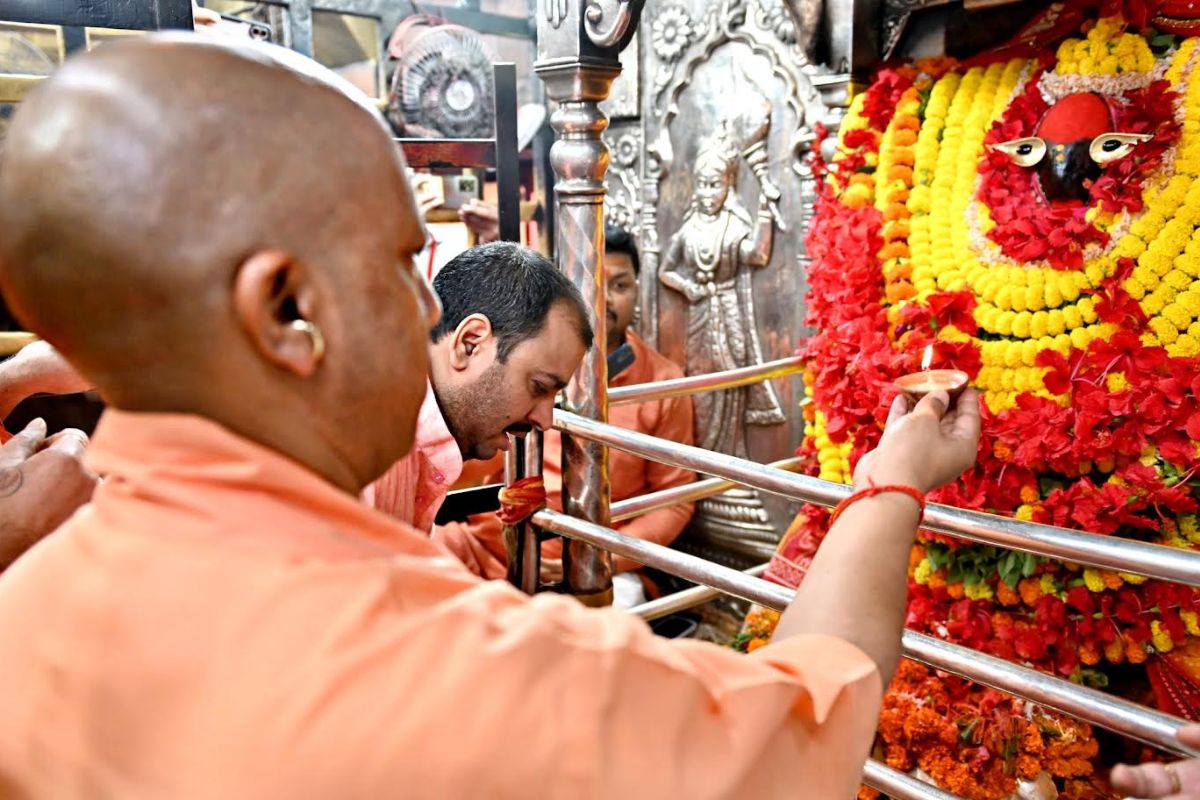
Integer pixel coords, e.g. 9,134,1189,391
431,242,594,361
604,225,640,276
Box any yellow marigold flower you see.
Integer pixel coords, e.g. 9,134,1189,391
1022,339,1042,366
1163,303,1194,331
1182,514,1200,543
842,183,872,208
995,310,1015,336
1017,501,1037,519
1045,309,1065,336
1150,317,1181,344
965,582,994,601
1152,620,1176,653
1039,573,1060,597
1165,270,1193,291
1106,372,1130,392
1012,312,1031,339
1063,306,1084,330
913,558,934,585
1183,611,1200,637
1120,571,1149,586
1083,568,1106,593
1180,289,1200,315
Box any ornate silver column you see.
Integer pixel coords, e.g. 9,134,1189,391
535,0,642,606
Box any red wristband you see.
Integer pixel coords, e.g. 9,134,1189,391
827,483,925,529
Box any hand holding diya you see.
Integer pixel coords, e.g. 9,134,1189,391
894,345,969,406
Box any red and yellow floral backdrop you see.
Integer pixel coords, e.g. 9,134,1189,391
739,6,1200,798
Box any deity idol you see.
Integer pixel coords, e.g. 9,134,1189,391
658,116,785,460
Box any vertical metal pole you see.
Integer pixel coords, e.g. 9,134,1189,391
493,63,522,244
287,0,314,57
504,433,541,594
535,11,623,605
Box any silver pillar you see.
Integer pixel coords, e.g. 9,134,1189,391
535,0,634,606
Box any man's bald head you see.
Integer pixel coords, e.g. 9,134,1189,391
0,36,438,491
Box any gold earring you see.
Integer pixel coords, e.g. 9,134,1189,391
290,319,325,362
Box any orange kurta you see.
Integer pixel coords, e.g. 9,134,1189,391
0,410,882,798
361,380,462,533
435,330,696,578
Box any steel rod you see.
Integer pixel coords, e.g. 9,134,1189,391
611,456,803,522
630,564,768,620
535,509,1200,757
503,433,539,595
861,760,962,800
554,410,1200,587
608,356,804,405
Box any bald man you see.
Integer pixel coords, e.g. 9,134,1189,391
0,35,982,799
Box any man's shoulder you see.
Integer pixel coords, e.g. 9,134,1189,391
626,331,685,381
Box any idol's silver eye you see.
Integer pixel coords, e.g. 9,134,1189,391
989,137,1047,167
1089,132,1153,165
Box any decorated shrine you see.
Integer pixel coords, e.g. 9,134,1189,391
742,3,1200,796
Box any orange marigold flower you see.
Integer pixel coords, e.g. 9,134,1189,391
1104,636,1126,664
747,637,769,652
893,129,918,147
879,242,910,261
883,202,910,221
996,581,1020,606
1020,484,1039,504
994,441,1015,460
1016,754,1041,780
1079,641,1101,666
947,582,966,599
886,220,912,240
886,261,913,282
1127,637,1149,664
1019,577,1044,605
886,282,917,304
894,115,921,132
888,164,914,183
1101,570,1124,590
892,149,916,167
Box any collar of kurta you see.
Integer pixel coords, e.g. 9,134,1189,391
412,381,463,490
85,408,446,560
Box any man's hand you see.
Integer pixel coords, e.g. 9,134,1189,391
853,388,982,494
0,418,97,570
1111,725,1200,798
0,341,92,420
459,200,500,244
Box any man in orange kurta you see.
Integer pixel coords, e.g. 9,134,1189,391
436,229,697,604
0,36,982,798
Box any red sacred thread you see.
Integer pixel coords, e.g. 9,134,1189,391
498,477,548,525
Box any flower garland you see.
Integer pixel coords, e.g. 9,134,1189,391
740,8,1200,797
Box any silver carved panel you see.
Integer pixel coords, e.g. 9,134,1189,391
630,0,847,565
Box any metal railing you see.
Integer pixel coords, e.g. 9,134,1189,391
554,410,1200,587
629,563,769,621
608,356,804,406
535,509,1200,758
611,456,803,522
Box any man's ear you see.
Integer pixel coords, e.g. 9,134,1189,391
231,250,323,378
448,313,493,372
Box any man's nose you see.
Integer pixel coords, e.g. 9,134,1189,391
528,396,555,431
416,272,441,331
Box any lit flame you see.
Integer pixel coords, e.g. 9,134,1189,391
920,344,933,371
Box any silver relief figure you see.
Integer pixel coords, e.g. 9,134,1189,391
658,102,786,460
